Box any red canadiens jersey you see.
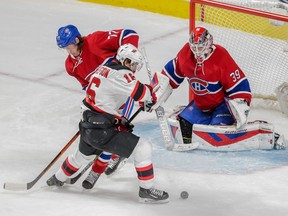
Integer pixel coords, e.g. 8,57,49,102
162,43,252,111
84,63,152,119
65,29,139,88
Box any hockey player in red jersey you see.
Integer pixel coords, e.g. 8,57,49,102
47,44,169,203
156,26,285,151
161,26,251,143
57,25,139,89
56,25,138,187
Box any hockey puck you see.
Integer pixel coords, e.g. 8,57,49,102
180,191,189,199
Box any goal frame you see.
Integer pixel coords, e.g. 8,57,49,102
188,0,288,101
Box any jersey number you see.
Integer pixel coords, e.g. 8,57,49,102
124,73,135,83
86,77,101,103
230,69,241,82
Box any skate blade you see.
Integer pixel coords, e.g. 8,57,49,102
138,197,169,204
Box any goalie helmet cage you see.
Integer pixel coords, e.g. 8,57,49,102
189,0,288,109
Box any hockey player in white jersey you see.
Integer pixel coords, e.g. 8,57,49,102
47,44,169,203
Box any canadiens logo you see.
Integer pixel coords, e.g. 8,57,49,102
189,77,210,95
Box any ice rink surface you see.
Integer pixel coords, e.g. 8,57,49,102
1,0,288,216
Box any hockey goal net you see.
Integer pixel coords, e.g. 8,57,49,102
189,0,288,109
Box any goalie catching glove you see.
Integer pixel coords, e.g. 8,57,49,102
227,98,250,129
144,72,172,112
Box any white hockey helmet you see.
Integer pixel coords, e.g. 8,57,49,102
189,27,213,63
116,43,143,73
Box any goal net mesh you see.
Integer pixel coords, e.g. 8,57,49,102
190,0,288,110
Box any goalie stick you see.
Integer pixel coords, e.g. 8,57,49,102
3,131,80,191
141,47,198,151
65,107,143,184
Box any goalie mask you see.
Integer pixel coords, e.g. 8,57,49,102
189,27,213,64
56,25,81,48
116,44,143,73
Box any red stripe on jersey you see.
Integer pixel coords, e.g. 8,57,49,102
131,81,147,101
84,98,121,121
131,81,140,99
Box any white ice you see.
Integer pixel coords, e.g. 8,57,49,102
1,0,288,216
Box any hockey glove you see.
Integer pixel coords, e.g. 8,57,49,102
149,72,172,111
227,98,250,129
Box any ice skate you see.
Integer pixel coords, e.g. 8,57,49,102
105,156,127,176
46,174,64,187
138,187,169,204
82,170,101,189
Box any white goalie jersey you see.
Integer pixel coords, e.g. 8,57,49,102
84,63,152,118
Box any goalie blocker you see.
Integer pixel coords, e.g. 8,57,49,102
167,109,286,151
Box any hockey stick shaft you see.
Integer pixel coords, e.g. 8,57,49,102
3,131,80,191
65,157,96,184
141,48,175,150
66,107,142,184
141,48,198,151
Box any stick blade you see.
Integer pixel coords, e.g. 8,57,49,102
3,182,28,191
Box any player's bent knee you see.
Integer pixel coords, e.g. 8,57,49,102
133,138,152,164
72,149,95,167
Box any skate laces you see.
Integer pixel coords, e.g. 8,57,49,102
149,188,163,197
108,157,120,169
85,171,100,184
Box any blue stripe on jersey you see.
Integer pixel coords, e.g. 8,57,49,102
164,60,184,85
122,97,135,119
122,29,137,38
206,82,222,93
103,56,116,65
226,78,251,96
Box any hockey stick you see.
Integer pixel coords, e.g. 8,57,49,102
3,131,80,191
141,48,198,151
65,157,96,184
65,107,143,184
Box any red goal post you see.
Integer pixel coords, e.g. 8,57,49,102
189,0,288,104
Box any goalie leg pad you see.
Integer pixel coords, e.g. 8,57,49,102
167,116,185,145
192,121,274,151
166,111,200,151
